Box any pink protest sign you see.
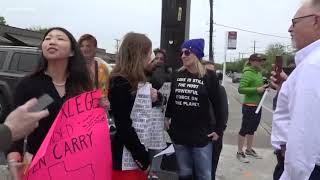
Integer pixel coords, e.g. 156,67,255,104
25,90,112,180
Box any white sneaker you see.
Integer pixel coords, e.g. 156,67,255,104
237,152,250,163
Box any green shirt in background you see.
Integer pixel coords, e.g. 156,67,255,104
238,66,264,105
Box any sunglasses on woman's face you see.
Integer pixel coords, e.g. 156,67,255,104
181,49,191,56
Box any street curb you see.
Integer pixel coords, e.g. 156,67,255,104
260,121,271,135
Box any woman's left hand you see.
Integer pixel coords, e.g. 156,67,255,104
99,97,110,109
208,132,219,141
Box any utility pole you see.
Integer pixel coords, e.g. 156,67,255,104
114,38,120,54
253,40,258,54
209,0,214,62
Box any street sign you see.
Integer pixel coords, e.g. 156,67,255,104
227,31,237,50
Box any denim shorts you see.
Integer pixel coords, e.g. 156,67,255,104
239,105,261,136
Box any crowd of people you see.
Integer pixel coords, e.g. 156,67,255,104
1,1,320,180
0,28,227,180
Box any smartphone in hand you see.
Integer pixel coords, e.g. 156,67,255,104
274,56,283,84
29,94,54,112
283,67,294,76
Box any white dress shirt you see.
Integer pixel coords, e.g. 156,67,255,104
275,39,320,180
271,79,290,150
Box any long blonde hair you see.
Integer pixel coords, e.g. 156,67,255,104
178,59,207,78
111,32,152,90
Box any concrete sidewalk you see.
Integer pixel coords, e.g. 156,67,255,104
215,81,276,180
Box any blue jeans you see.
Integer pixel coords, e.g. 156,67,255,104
174,143,213,180
149,149,162,160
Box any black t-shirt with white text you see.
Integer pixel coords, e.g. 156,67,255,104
166,69,222,147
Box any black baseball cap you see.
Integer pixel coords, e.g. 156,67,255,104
249,53,266,61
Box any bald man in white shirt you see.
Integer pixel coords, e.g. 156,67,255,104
271,1,320,180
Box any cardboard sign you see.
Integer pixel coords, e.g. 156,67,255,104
122,83,152,170
121,82,171,170
148,82,171,150
25,90,112,180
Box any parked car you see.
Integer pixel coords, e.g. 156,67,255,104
0,46,41,122
232,72,242,83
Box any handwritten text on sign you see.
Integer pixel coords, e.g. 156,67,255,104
26,90,112,180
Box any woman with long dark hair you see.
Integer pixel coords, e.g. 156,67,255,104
7,27,93,180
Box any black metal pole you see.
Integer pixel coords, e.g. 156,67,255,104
209,0,214,62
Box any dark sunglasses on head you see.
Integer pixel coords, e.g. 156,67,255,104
181,49,191,56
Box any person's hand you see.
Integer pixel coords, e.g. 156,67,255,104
4,98,49,141
150,88,158,103
256,84,269,94
8,161,25,180
208,132,219,141
269,71,280,90
7,152,24,180
269,64,288,90
99,97,110,109
280,144,286,158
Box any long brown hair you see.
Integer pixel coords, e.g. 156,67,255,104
35,27,93,97
111,32,152,89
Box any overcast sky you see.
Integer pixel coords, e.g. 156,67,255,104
1,0,302,63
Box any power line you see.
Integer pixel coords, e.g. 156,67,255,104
213,23,290,39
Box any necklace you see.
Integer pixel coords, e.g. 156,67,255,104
44,71,67,87
52,80,66,87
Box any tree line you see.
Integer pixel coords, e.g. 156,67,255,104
215,43,294,77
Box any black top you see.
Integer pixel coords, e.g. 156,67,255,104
208,85,229,132
0,124,12,151
108,76,149,171
166,69,222,147
8,72,68,155
147,64,172,90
